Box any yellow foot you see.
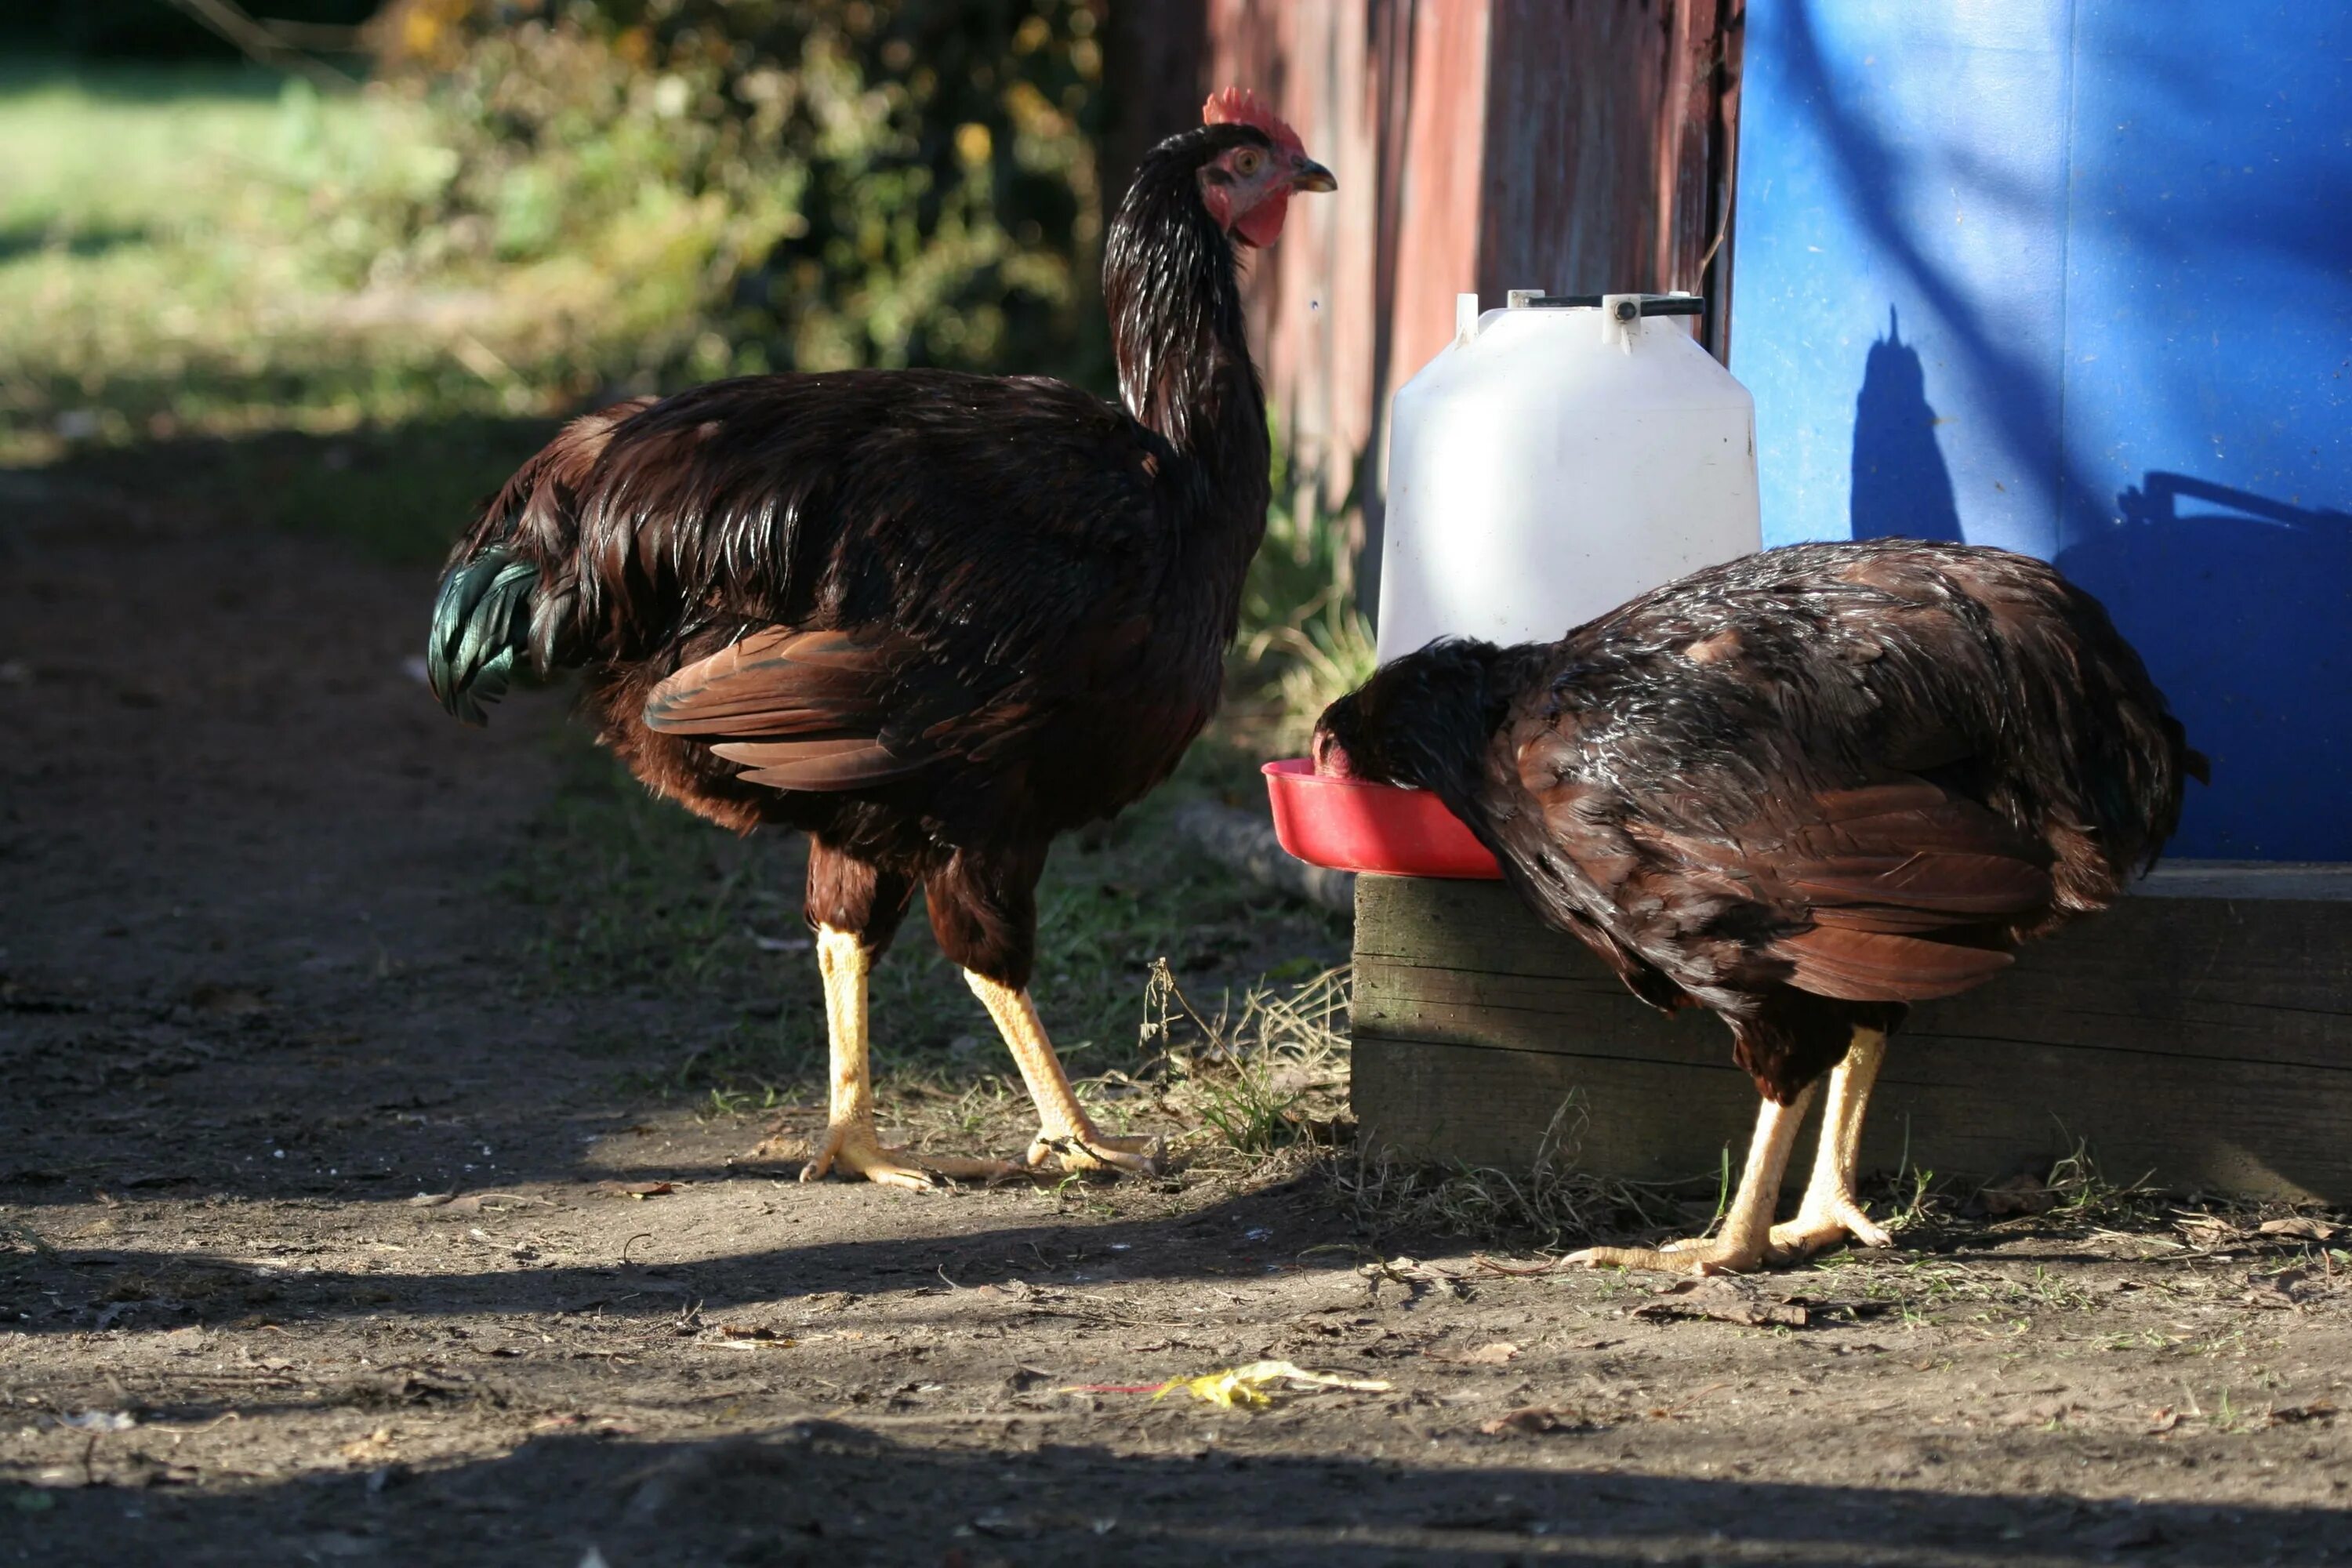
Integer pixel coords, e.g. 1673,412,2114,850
798,1124,1023,1190
1566,1236,1767,1276
1025,1127,1163,1177
1768,1200,1893,1262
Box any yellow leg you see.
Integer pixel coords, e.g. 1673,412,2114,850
1567,1083,1817,1276
963,971,1162,1176
799,927,1020,1189
1769,1025,1896,1260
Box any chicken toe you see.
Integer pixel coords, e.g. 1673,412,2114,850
800,1121,1021,1189
1028,1128,1163,1176
1768,1200,1893,1262
1568,1236,1767,1276
794,927,1023,1188
967,971,1160,1180
1565,1086,1813,1277
1768,1025,1895,1261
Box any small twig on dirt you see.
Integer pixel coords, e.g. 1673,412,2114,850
1650,1381,1732,1421
621,1232,656,1265
1472,1254,1562,1277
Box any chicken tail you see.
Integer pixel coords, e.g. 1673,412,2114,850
425,397,654,725
426,546,539,725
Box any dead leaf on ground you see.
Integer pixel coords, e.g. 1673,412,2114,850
338,1426,396,1462
2258,1217,2343,1243
2146,1406,2181,1434
1980,1173,2054,1216
1479,1405,1600,1436
1999,1398,2074,1427
705,1324,793,1350
1422,1341,1519,1367
2266,1399,2338,1426
595,1181,676,1200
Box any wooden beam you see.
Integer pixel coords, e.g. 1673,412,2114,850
1351,873,2352,1202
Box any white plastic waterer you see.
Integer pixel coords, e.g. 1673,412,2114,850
1374,289,1762,664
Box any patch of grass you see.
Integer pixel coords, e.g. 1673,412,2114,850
1232,489,1378,754
0,62,611,563
1143,957,1351,1163
500,729,802,1002
0,63,576,461
1326,1099,1697,1252
2039,1135,2165,1225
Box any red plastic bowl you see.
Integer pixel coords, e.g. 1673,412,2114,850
1261,759,1503,880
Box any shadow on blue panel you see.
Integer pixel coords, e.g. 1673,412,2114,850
1778,2,2086,549
1849,307,1961,543
2059,473,2352,859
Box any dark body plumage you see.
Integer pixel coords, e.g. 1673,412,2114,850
1316,539,2205,1106
429,122,1290,988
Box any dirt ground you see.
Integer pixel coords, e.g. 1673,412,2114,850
3,490,2350,1568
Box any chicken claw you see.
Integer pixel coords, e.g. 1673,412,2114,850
799,1121,1022,1190
1566,1239,1765,1277
1027,1129,1163,1177
1563,1087,1813,1277
967,971,1164,1180
1767,1200,1893,1262
1767,1027,1896,1261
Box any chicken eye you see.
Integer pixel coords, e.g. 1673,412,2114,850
1232,149,1263,176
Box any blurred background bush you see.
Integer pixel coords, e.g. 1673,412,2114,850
370,0,1111,389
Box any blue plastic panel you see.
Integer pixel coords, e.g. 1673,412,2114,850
1733,0,2352,858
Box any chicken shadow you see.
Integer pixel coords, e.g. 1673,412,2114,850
29,1414,2352,1564
1848,306,1962,543
2057,472,2352,858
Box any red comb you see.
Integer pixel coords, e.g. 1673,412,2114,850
1203,86,1304,156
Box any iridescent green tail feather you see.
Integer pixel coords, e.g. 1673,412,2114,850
426,547,539,726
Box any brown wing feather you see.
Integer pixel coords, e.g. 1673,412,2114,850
644,627,939,792
713,737,927,790
1755,781,2052,1002
644,627,900,737
1772,925,2014,1000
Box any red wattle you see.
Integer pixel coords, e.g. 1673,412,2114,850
1235,191,1290,248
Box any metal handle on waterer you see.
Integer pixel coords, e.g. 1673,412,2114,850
1504,291,1706,316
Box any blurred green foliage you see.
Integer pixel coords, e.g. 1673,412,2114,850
373,0,1112,390
2,3,1119,561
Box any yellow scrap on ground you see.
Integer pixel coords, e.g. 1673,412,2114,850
1065,1360,1392,1410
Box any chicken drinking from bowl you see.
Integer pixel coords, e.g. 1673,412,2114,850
1312,540,2203,1273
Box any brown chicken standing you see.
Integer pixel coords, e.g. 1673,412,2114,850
426,89,1334,1188
1312,541,2203,1273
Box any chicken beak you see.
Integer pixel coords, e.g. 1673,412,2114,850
1291,158,1337,194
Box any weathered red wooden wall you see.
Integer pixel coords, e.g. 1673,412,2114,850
1110,0,1743,591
